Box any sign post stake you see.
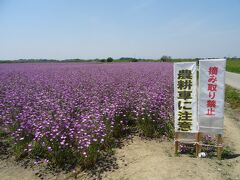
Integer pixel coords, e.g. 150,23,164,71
195,133,198,157
198,132,203,155
217,134,223,160
175,132,179,155
195,132,203,157
195,132,199,157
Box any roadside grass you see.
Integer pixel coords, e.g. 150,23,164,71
225,85,240,109
226,59,240,74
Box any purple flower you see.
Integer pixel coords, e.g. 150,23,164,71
47,147,52,152
0,62,173,162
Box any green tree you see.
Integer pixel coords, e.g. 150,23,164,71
131,58,138,62
107,57,113,62
160,55,171,62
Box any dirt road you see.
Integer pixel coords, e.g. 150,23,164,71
101,107,240,180
226,72,240,90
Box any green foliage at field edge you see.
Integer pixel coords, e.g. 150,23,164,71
226,59,240,74
225,85,240,109
5,113,174,169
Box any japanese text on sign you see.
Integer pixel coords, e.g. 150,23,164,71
198,59,226,135
177,70,193,132
206,66,218,116
174,62,197,133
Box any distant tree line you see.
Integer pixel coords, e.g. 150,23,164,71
0,56,239,64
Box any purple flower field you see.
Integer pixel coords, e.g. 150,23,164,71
0,62,173,167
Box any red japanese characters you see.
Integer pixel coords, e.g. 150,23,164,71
206,66,218,116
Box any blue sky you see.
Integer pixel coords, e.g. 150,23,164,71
0,0,240,60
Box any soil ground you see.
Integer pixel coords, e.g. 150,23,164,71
0,103,240,180
226,72,240,90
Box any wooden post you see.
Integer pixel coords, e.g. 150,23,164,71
195,132,203,157
175,132,179,155
195,133,199,157
217,134,223,160
198,132,202,155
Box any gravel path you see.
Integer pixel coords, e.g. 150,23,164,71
226,72,240,90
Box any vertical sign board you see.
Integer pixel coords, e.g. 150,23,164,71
198,59,226,134
174,62,198,133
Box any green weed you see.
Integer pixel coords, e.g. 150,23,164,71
226,59,240,74
225,85,240,109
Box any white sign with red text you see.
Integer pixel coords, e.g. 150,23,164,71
198,59,226,134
